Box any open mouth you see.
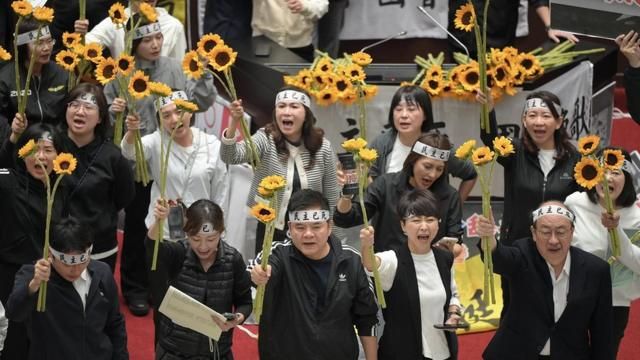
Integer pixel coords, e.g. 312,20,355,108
73,118,86,126
417,234,430,241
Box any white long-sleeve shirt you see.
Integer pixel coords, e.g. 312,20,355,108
0,301,6,353
86,7,186,61
566,191,640,306
122,127,229,239
251,0,328,48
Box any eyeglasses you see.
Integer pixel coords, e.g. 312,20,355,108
34,38,56,50
68,101,99,113
535,226,572,241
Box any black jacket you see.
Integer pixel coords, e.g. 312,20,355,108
255,236,378,360
380,244,458,360
484,239,614,360
0,61,68,127
481,113,581,245
150,238,253,358
6,260,129,360
61,134,135,257
334,170,463,252
624,66,640,125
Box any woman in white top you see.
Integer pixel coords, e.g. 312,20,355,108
122,90,229,240
565,146,640,356
360,188,462,360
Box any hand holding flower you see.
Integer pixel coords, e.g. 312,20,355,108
28,258,51,294
74,19,89,34
601,211,620,231
251,264,271,286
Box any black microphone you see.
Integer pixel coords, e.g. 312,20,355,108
360,31,408,52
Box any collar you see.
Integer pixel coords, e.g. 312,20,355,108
546,251,571,280
136,58,157,70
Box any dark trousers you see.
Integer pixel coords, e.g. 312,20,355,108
613,306,630,357
255,221,288,257
500,276,510,321
317,0,348,58
0,261,28,360
120,181,152,303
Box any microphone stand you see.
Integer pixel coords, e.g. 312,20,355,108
417,6,471,61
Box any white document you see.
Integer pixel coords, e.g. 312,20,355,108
158,286,227,341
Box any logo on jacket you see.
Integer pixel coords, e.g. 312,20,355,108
338,273,347,282
48,85,64,92
10,90,32,97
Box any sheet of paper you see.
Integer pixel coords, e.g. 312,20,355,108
158,286,227,341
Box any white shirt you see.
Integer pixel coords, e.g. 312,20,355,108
251,0,328,48
72,269,92,310
540,252,571,356
122,128,229,238
386,135,412,173
375,250,461,360
0,300,7,352
538,149,556,177
86,7,187,61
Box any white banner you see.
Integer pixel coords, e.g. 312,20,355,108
312,61,596,197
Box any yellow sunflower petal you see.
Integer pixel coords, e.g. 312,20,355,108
344,63,366,82
197,33,225,58
492,136,515,157
358,148,378,163
342,138,368,152
208,44,237,72
577,135,600,156
116,54,135,76
471,146,494,166
455,139,476,160
11,1,32,17
257,186,273,198
351,51,372,67
250,203,276,223
574,157,604,189
94,57,118,85
149,82,172,97
315,87,338,106
259,175,286,191
182,50,203,79
454,3,476,32
18,139,37,159
138,3,158,23
53,153,77,175
83,43,104,64
62,32,82,48
173,99,199,113
460,65,480,91
315,57,334,74
602,149,624,171
55,50,80,72
108,2,128,25
0,46,11,61
128,70,151,100
32,6,54,23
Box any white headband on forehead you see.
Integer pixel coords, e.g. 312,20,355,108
39,131,53,143
16,26,51,46
275,90,311,108
133,22,162,40
523,98,562,117
198,222,217,236
289,210,331,223
532,205,575,224
158,90,188,108
75,93,98,106
49,246,93,266
412,141,450,161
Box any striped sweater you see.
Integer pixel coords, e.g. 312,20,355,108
220,128,341,231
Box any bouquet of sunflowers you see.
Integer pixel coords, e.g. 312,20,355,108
284,51,378,141
56,34,104,88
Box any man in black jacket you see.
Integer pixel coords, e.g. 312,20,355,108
617,30,640,125
6,217,128,360
251,189,378,360
477,201,614,360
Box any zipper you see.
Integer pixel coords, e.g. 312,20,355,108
542,175,547,200
34,76,44,122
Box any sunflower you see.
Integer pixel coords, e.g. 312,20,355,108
577,135,600,156
516,53,540,76
362,84,378,101
315,57,334,74
62,32,82,48
138,3,158,23
259,175,286,191
334,77,354,98
116,54,135,76
358,148,378,163
454,3,475,32
108,2,127,25
53,153,77,175
182,50,203,79
421,72,444,96
315,87,338,106
351,51,372,67
488,64,510,88
342,137,367,152
208,44,237,72
297,69,314,88
83,43,104,64
339,88,358,105
55,50,80,72
344,63,366,82
283,75,301,88
460,65,480,91
257,186,273,198
174,99,199,113
471,146,494,166
11,1,32,17
251,203,276,223
602,149,624,171
196,33,225,58
574,157,604,189
128,70,150,100
32,6,54,23
95,57,118,85
18,139,37,159
492,136,515,157
0,46,11,61
149,82,172,97
511,66,527,85
455,139,476,160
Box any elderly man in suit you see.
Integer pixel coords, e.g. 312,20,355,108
477,200,614,360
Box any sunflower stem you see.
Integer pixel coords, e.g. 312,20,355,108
19,25,44,117
254,195,280,323
601,175,620,257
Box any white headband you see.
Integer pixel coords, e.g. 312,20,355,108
132,22,162,40
49,246,93,265
523,98,562,117
288,210,331,223
158,90,188,108
412,141,450,161
275,90,311,108
16,26,51,46
39,131,53,143
74,93,98,106
198,222,217,236
532,205,575,224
